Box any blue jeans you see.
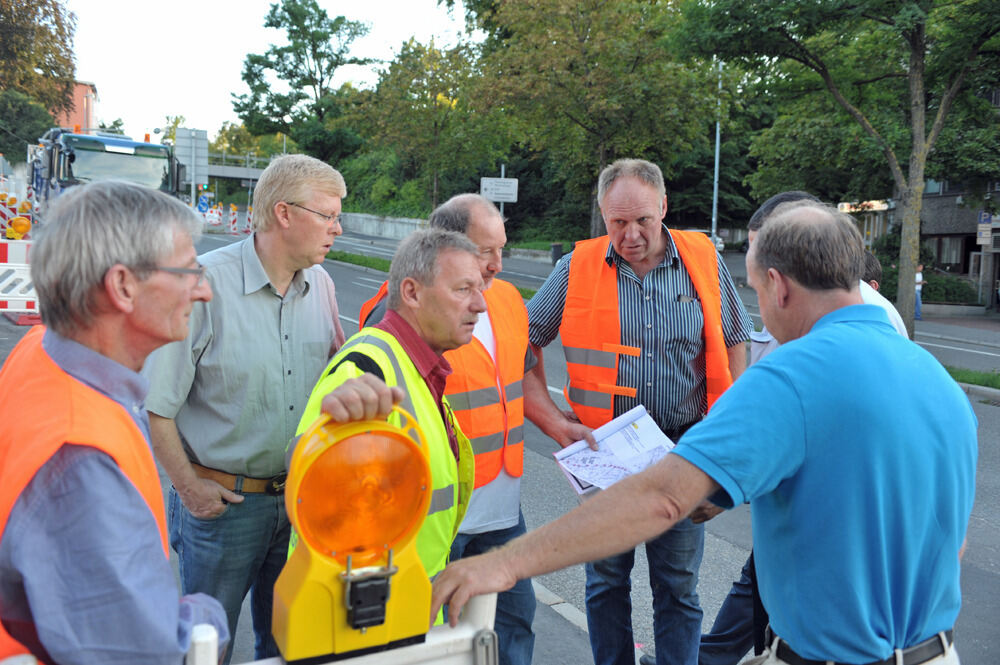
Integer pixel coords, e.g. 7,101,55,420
169,487,290,665
449,510,535,665
585,518,704,665
915,290,923,320
699,554,754,665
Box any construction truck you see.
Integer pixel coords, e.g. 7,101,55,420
26,127,183,217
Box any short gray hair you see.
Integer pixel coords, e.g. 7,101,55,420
253,154,347,232
31,180,202,335
597,159,665,206
751,201,864,291
387,228,478,310
429,193,501,234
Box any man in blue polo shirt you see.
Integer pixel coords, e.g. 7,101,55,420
431,200,977,665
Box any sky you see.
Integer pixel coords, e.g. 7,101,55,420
64,0,471,141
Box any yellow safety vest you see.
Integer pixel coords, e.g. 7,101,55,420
296,328,474,579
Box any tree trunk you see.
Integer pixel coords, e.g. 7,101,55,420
894,186,922,338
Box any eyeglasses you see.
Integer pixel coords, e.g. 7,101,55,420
154,263,207,286
287,201,338,224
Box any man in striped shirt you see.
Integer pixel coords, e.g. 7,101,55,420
522,159,752,665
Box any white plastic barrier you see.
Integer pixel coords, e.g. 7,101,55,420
0,240,39,323
208,593,498,665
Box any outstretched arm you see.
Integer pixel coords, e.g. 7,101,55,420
431,453,719,625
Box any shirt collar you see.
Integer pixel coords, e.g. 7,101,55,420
603,222,679,270
811,303,892,332
375,310,453,384
240,233,311,297
42,327,149,408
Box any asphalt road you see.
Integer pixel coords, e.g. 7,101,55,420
2,229,997,664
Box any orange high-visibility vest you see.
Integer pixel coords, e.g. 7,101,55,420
443,279,527,488
0,326,169,659
358,280,390,327
560,232,732,428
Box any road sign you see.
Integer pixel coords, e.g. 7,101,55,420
978,222,992,245
979,210,992,224
197,194,210,213
480,177,518,203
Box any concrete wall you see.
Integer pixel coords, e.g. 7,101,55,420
340,212,426,240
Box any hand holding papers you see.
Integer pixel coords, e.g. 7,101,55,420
553,405,675,496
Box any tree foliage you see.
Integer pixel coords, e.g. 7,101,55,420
0,0,76,116
681,0,1000,334
362,39,511,208
474,0,715,236
234,0,370,134
0,89,53,163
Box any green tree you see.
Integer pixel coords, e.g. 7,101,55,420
475,0,714,237
98,118,125,133
158,115,185,145
233,0,370,163
0,89,53,163
681,0,1000,334
363,39,511,208
0,0,76,116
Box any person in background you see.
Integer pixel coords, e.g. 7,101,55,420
915,263,927,320
862,250,883,292
143,154,347,663
0,181,229,664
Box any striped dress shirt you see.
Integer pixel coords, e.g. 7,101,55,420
527,226,752,433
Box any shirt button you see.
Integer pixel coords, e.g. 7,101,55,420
646,323,652,329
645,295,650,301
284,334,289,340
289,405,294,411
287,370,291,375
646,382,652,387
647,352,652,358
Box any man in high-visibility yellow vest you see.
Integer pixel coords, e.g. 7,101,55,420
297,228,480,584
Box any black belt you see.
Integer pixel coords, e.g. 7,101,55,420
773,629,953,665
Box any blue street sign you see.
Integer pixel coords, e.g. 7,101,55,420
979,210,992,224
197,194,210,213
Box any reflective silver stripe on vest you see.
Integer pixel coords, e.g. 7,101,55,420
427,485,455,515
567,385,613,409
447,385,500,411
563,345,616,369
338,333,420,442
505,380,523,401
470,431,504,455
507,424,524,445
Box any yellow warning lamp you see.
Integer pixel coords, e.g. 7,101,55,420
273,407,434,662
7,217,31,240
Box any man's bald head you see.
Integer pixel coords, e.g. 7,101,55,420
749,202,865,292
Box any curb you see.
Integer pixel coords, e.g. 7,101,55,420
916,330,1000,350
533,581,589,632
960,382,1000,403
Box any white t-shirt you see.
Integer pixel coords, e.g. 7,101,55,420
751,280,908,360
915,271,924,294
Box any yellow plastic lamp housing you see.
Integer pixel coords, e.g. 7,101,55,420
288,411,431,566
7,217,30,239
273,408,435,662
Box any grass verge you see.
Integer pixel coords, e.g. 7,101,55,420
945,366,1000,390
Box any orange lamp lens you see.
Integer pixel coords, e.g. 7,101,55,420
295,431,429,566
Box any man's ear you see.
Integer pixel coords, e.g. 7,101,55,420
399,276,421,309
660,194,668,219
273,201,292,230
769,268,792,308
102,264,138,314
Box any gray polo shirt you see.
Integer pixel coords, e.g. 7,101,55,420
143,235,346,477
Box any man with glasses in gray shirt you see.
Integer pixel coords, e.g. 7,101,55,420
143,154,347,663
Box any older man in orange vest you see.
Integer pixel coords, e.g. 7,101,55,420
0,181,228,664
521,159,752,665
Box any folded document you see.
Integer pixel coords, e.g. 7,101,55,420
553,405,675,496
